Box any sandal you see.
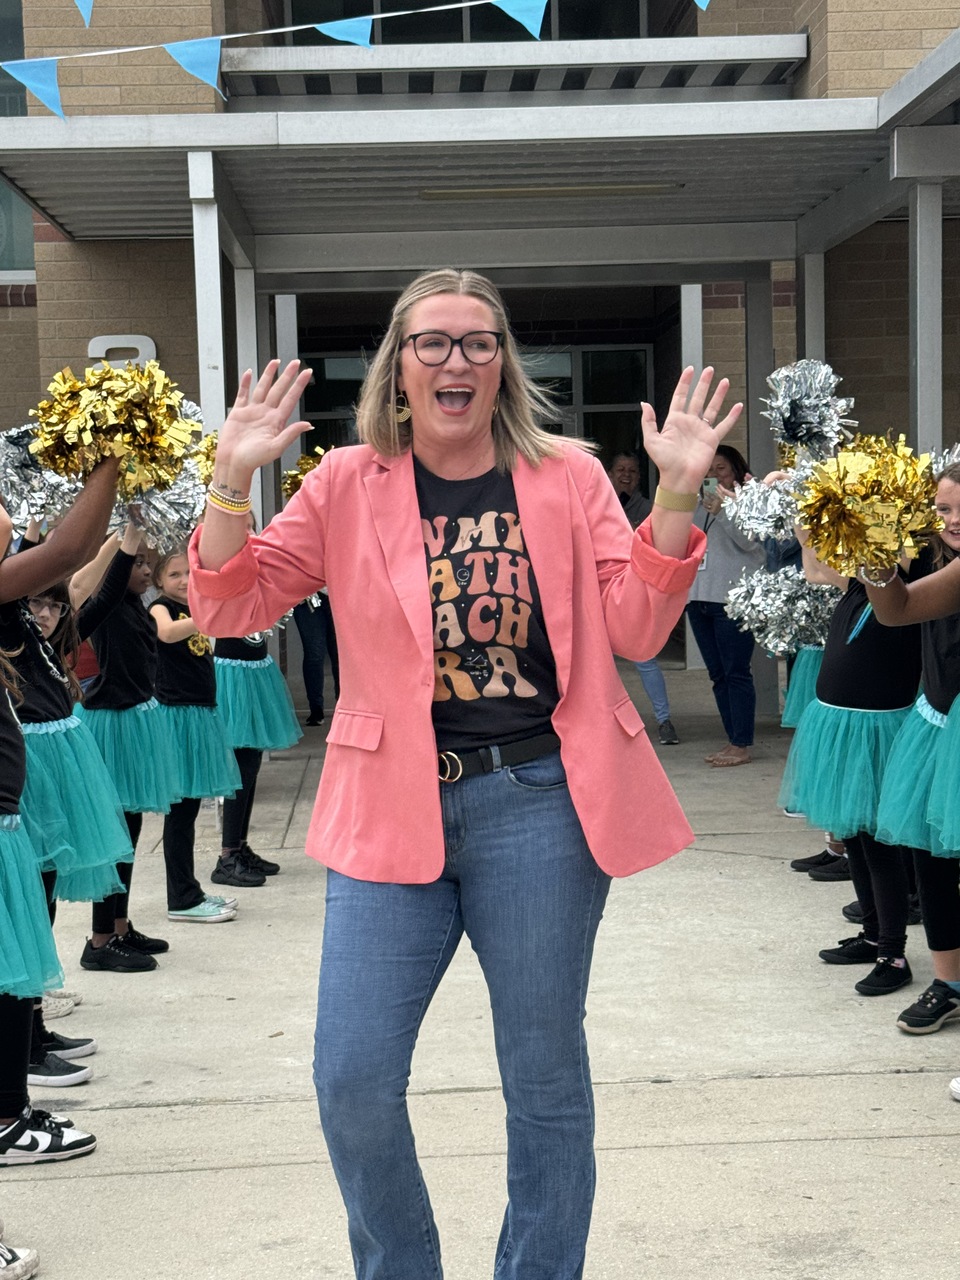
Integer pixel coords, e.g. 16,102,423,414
711,750,752,768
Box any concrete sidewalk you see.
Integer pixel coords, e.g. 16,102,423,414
6,665,959,1279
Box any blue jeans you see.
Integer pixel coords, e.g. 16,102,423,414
314,750,611,1280
686,600,756,748
633,659,670,724
293,596,340,718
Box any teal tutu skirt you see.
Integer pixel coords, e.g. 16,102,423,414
928,693,960,854
782,646,824,729
76,697,180,814
21,716,132,903
778,698,911,838
215,656,302,751
154,703,241,800
0,817,64,998
876,696,949,854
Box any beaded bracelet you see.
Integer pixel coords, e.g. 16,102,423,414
858,565,898,589
207,486,252,516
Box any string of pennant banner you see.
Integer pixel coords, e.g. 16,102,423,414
3,0,711,120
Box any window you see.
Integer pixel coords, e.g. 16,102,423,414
0,1,34,273
288,0,647,44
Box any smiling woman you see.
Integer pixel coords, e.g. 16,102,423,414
187,267,742,1280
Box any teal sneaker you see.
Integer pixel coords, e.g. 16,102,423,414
204,893,238,910
167,900,237,924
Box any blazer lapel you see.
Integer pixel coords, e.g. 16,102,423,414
514,453,574,698
364,451,435,665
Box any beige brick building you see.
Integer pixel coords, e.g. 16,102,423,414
1,0,958,501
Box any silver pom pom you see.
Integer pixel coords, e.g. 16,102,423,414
723,477,799,542
0,425,81,530
762,360,857,458
724,565,841,655
120,460,206,555
180,399,204,426
932,443,960,478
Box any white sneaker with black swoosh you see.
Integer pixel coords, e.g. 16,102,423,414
0,1106,96,1166
0,1236,39,1279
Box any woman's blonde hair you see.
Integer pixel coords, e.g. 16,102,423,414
355,268,588,470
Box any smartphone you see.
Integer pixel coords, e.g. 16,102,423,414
702,477,719,498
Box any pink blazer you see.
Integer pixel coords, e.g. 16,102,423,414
188,443,705,882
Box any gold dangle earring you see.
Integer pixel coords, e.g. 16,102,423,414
395,392,412,424
492,392,501,418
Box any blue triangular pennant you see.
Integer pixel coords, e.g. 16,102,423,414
74,0,94,25
693,0,711,9
0,58,65,118
163,37,225,98
315,17,373,48
491,0,548,37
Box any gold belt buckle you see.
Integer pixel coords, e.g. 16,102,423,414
438,750,463,783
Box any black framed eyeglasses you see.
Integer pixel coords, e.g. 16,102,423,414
403,331,504,366
27,598,69,618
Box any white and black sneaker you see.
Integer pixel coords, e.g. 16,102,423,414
40,1029,97,1061
26,1052,92,1087
0,1236,39,1279
0,1105,96,1166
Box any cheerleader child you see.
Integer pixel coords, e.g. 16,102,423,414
212,625,302,887
863,462,960,1040
75,526,181,972
779,536,922,997
150,550,241,921
0,460,120,1184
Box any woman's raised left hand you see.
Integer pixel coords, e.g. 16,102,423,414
640,367,742,494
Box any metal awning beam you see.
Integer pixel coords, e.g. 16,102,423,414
879,26,960,128
892,125,960,178
796,158,909,254
254,223,797,274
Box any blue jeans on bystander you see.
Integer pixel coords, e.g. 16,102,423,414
686,600,756,748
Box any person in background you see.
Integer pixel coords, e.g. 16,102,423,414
687,444,765,767
292,591,340,727
607,452,679,745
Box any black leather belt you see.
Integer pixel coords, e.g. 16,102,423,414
438,732,561,784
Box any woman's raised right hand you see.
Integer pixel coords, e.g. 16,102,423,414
214,360,314,486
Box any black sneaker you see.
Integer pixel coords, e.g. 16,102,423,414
791,849,845,873
211,850,266,888
657,719,679,745
80,935,158,973
0,1236,39,1277
842,900,864,924
0,1105,96,1166
897,980,960,1034
121,920,170,955
26,1053,92,1088
855,958,913,996
40,1030,97,1061
808,857,852,882
819,934,878,965
241,842,280,876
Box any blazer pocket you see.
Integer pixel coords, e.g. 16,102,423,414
326,709,384,751
613,696,645,738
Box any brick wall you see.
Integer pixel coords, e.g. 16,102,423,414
825,220,960,441
0,296,41,429
824,0,960,97
701,266,797,463
33,239,200,401
21,0,224,115
696,0,797,38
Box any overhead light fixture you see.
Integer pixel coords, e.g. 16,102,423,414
419,182,685,201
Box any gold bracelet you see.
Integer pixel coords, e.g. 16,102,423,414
654,485,699,513
207,490,252,516
208,484,251,509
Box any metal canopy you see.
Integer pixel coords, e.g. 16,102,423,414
0,95,882,244
221,35,808,108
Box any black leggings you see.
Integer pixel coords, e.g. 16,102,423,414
41,868,57,927
844,833,911,957
162,797,204,911
0,995,33,1118
91,811,141,934
913,848,960,952
221,748,263,850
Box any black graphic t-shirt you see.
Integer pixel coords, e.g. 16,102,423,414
152,595,216,708
414,457,559,752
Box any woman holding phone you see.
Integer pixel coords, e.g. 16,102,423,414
686,445,764,766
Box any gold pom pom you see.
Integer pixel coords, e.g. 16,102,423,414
796,434,942,576
29,361,201,500
281,447,326,499
189,431,218,488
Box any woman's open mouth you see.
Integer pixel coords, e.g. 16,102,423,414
435,387,475,413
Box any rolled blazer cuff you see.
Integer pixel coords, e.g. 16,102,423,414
186,526,258,600
632,519,706,593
